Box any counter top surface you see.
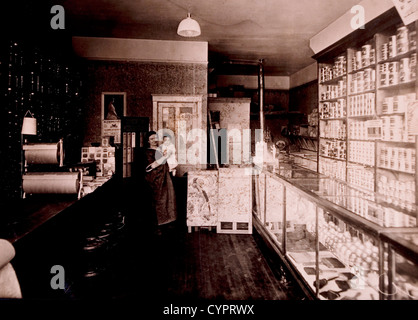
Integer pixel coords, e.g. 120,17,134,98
0,177,114,244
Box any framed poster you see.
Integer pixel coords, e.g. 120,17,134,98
101,92,126,141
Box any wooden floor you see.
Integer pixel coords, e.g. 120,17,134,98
61,178,305,301
67,225,305,301
159,230,303,300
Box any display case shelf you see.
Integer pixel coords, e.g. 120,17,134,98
349,64,377,74
378,80,416,91
319,117,346,121
378,50,417,64
253,161,418,300
320,74,347,86
348,89,377,96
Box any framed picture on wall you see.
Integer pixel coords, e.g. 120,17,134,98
101,92,127,141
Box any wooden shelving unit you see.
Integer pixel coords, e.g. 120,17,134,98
313,8,417,219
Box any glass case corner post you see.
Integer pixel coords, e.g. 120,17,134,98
315,205,320,298
378,240,386,300
282,183,287,254
387,243,396,300
21,110,37,198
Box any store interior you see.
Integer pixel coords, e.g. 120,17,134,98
0,0,418,303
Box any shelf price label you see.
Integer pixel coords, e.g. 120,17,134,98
366,119,382,140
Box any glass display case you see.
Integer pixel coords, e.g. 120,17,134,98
380,229,418,300
253,162,418,300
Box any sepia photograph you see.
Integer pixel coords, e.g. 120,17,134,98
0,0,417,317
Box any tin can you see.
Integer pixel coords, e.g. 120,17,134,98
337,80,344,97
399,58,411,83
357,71,364,93
333,65,338,79
396,26,409,55
351,56,357,71
381,43,389,61
370,48,376,65
410,53,417,80
389,35,397,58
370,69,376,89
351,73,357,94
356,50,362,70
380,63,389,87
384,96,393,114
336,55,346,76
388,62,399,86
362,44,372,67
409,30,417,51
364,68,372,91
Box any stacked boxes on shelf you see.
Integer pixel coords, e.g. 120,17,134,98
318,157,346,181
348,93,375,116
378,145,416,174
377,174,416,210
316,18,417,206
381,93,416,142
319,120,346,139
376,22,417,207
347,166,375,192
348,141,375,166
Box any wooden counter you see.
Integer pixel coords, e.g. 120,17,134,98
0,177,115,244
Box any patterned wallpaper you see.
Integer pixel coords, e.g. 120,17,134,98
82,60,208,144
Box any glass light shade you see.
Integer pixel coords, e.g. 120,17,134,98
177,13,201,37
21,117,37,135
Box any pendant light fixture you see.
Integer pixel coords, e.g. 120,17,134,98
177,12,201,37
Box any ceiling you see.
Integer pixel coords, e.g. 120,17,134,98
17,0,364,76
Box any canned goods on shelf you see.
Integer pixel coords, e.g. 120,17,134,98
399,58,411,83
389,35,397,58
396,26,409,55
